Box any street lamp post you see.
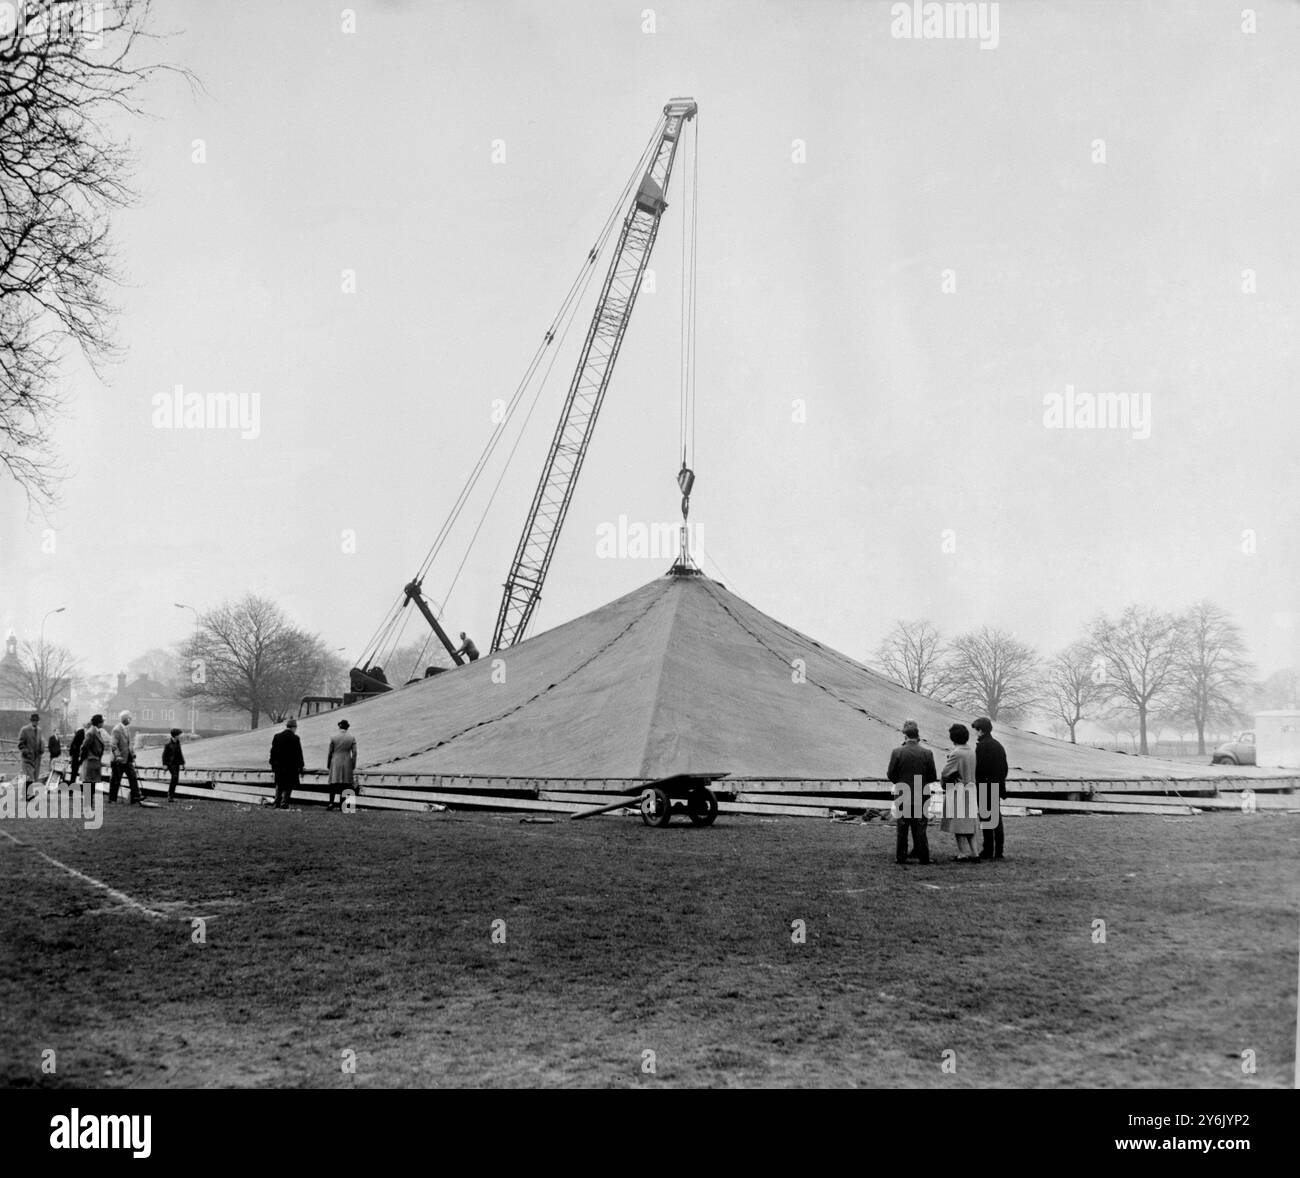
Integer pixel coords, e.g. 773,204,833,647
39,606,66,645
39,607,66,728
175,603,201,736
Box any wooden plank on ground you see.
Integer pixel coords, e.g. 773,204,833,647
1095,792,1300,812
138,775,443,812
395,792,579,813
717,800,831,819
1011,797,1197,816
736,792,894,810
727,780,886,795
540,791,637,807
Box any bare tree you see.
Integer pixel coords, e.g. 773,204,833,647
179,594,340,729
71,670,117,719
1172,601,1254,756
126,645,185,690
372,640,453,686
1045,642,1106,743
1100,702,1142,753
1,1,181,502
873,619,953,699
0,637,79,713
1251,667,1299,712
261,647,349,724
943,627,1040,722
1089,605,1185,755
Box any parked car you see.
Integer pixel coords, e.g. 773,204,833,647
1211,731,1256,766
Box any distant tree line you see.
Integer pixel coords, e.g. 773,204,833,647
872,600,1264,756
0,595,348,732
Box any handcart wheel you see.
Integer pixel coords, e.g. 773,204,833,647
687,787,719,826
640,787,672,827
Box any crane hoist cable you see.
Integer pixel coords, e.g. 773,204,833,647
355,115,669,671
679,109,701,472
492,99,699,650
410,115,667,586
391,246,608,685
386,241,610,686
676,113,700,560
440,238,608,610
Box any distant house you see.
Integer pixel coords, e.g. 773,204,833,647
100,672,250,737
0,634,32,740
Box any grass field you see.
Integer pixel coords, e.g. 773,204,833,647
0,797,1296,1088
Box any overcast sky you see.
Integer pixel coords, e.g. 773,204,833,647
1,0,1296,700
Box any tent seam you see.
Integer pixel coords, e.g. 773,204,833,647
631,577,687,778
364,579,673,770
699,579,900,730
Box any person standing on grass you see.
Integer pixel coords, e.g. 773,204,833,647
81,715,107,799
109,710,145,806
67,721,88,782
270,717,304,809
17,713,42,797
162,727,186,802
886,719,937,866
973,716,1009,860
325,718,356,811
940,723,980,862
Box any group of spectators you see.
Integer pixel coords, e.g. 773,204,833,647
885,716,1009,865
267,716,357,810
16,711,153,805
13,711,360,812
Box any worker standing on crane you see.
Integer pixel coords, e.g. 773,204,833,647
454,633,480,662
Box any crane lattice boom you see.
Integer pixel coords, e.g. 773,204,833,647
490,98,698,652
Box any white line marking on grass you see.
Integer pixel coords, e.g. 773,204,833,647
0,828,169,920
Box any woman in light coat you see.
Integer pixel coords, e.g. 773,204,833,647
939,722,981,862
80,715,107,796
325,718,357,812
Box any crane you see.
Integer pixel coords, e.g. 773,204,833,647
490,97,698,652
331,98,698,712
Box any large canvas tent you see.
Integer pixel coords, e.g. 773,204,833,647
168,571,1222,784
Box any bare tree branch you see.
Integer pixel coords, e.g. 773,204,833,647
0,635,79,712
1,1,187,505
872,619,954,699
943,626,1041,723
